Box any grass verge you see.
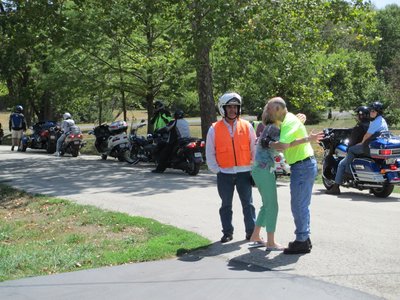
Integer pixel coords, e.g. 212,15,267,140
0,184,210,282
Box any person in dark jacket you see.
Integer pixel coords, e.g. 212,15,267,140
348,106,370,147
9,105,26,151
151,109,190,173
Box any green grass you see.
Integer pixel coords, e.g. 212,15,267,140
0,184,210,282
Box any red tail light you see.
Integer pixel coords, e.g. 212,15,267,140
77,134,82,139
186,142,197,149
380,149,392,156
390,165,397,170
200,141,205,148
40,131,49,137
274,156,281,162
69,134,75,139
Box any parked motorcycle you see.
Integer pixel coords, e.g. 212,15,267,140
20,121,58,153
319,128,400,198
153,136,205,176
274,152,291,177
129,120,156,163
89,120,134,163
58,125,85,157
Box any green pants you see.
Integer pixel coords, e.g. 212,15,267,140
252,165,278,232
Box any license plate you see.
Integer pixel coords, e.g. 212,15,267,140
194,152,202,158
50,136,55,140
386,158,397,164
74,141,80,145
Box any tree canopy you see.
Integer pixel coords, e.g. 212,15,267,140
1,0,399,133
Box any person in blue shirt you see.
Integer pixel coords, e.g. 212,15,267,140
327,101,388,195
9,105,27,151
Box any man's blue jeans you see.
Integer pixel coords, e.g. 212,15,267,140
334,144,364,184
217,171,256,236
289,157,318,241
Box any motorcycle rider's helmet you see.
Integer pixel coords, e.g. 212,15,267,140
368,101,384,115
218,92,242,118
15,105,23,113
354,106,370,122
154,100,165,111
174,109,184,119
63,112,72,120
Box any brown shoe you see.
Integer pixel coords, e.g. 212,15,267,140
326,183,341,195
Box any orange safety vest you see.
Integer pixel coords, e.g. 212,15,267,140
213,119,251,168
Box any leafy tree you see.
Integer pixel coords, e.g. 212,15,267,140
212,0,379,123
0,0,68,124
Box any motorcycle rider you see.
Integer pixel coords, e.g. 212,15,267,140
9,105,27,151
151,109,190,173
206,92,256,243
327,102,387,195
150,100,173,132
56,112,75,156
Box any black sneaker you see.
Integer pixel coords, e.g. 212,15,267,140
289,237,312,249
11,146,14,151
220,233,233,243
284,240,311,254
245,233,252,241
326,183,341,195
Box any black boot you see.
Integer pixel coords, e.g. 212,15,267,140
326,183,341,195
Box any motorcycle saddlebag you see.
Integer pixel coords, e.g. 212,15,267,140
351,158,385,183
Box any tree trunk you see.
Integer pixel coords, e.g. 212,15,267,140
146,93,155,134
195,44,216,140
190,0,217,140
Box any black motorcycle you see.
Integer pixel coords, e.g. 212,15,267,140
20,121,58,153
153,137,205,176
129,120,156,163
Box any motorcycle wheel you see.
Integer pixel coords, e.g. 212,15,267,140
122,150,139,164
370,184,394,198
129,145,141,163
187,162,200,176
101,154,107,160
71,147,79,157
322,176,335,190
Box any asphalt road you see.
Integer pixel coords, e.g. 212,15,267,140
0,146,399,299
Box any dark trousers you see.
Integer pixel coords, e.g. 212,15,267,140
217,171,256,236
155,142,175,171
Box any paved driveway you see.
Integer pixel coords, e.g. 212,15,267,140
0,146,399,299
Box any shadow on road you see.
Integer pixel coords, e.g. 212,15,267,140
0,152,216,198
178,240,301,273
314,187,400,203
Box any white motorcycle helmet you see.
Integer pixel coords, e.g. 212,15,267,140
218,92,242,118
63,112,72,120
